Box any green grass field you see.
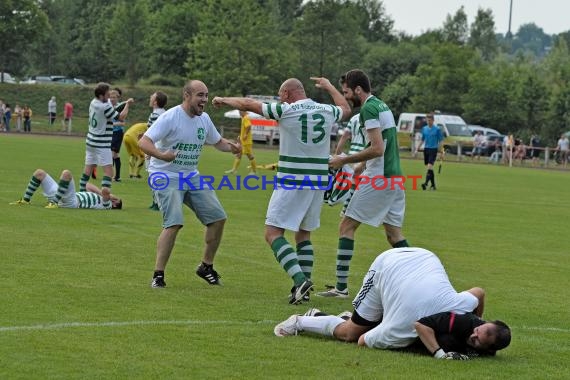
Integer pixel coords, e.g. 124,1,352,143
1,133,568,379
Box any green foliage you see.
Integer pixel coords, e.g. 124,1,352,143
463,58,528,133
107,0,149,86
188,0,298,96
411,43,476,115
442,6,468,45
0,0,49,76
2,0,569,136
1,135,570,378
469,8,498,61
145,2,199,77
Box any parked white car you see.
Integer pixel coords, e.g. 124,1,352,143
0,72,17,84
468,125,501,136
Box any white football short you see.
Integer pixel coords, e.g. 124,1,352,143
344,175,405,227
85,146,113,166
265,188,324,231
41,173,78,208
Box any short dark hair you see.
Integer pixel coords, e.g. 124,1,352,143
94,82,111,98
112,199,123,210
155,91,168,108
340,69,371,93
114,87,123,97
488,320,511,352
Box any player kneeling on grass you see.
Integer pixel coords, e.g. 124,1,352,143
10,168,122,210
274,247,511,359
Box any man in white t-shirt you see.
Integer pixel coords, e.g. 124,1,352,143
139,80,241,288
274,247,485,350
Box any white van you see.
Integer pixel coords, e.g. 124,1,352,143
223,95,280,144
396,112,473,154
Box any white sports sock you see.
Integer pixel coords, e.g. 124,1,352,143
298,316,344,336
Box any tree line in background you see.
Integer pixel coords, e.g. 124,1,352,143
1,0,569,143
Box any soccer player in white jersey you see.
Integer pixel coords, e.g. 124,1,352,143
319,69,409,298
212,77,351,304
274,247,490,352
79,83,132,194
10,168,122,209
139,80,241,288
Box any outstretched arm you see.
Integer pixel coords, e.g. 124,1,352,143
211,97,263,115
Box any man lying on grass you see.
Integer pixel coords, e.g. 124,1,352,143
10,168,122,210
274,247,511,359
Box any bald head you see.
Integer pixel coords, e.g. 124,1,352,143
278,78,306,103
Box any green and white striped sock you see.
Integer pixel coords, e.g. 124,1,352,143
54,179,70,203
336,237,354,291
297,240,314,280
23,176,41,202
271,237,305,285
79,173,90,192
101,176,112,189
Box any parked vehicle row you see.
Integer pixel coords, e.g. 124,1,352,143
0,73,85,85
396,112,474,155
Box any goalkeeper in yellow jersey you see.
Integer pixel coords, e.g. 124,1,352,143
225,110,257,174
123,122,148,179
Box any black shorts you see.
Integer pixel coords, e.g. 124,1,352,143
111,130,124,153
531,149,540,158
424,148,438,165
351,309,382,327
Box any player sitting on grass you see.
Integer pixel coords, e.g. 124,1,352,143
274,247,511,359
10,168,122,210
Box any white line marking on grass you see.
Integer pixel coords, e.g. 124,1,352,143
0,319,274,332
1,320,569,334
516,326,570,333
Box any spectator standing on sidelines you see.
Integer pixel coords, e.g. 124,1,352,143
14,104,22,132
555,133,569,168
48,96,57,126
418,112,443,190
471,131,484,161
320,69,409,299
529,135,541,167
3,104,11,132
212,77,350,304
0,100,5,131
23,105,32,133
62,101,73,134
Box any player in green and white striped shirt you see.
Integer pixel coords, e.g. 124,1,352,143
79,83,132,194
212,77,351,304
319,69,409,299
10,168,122,210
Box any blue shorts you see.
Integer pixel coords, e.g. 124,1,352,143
154,178,227,228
